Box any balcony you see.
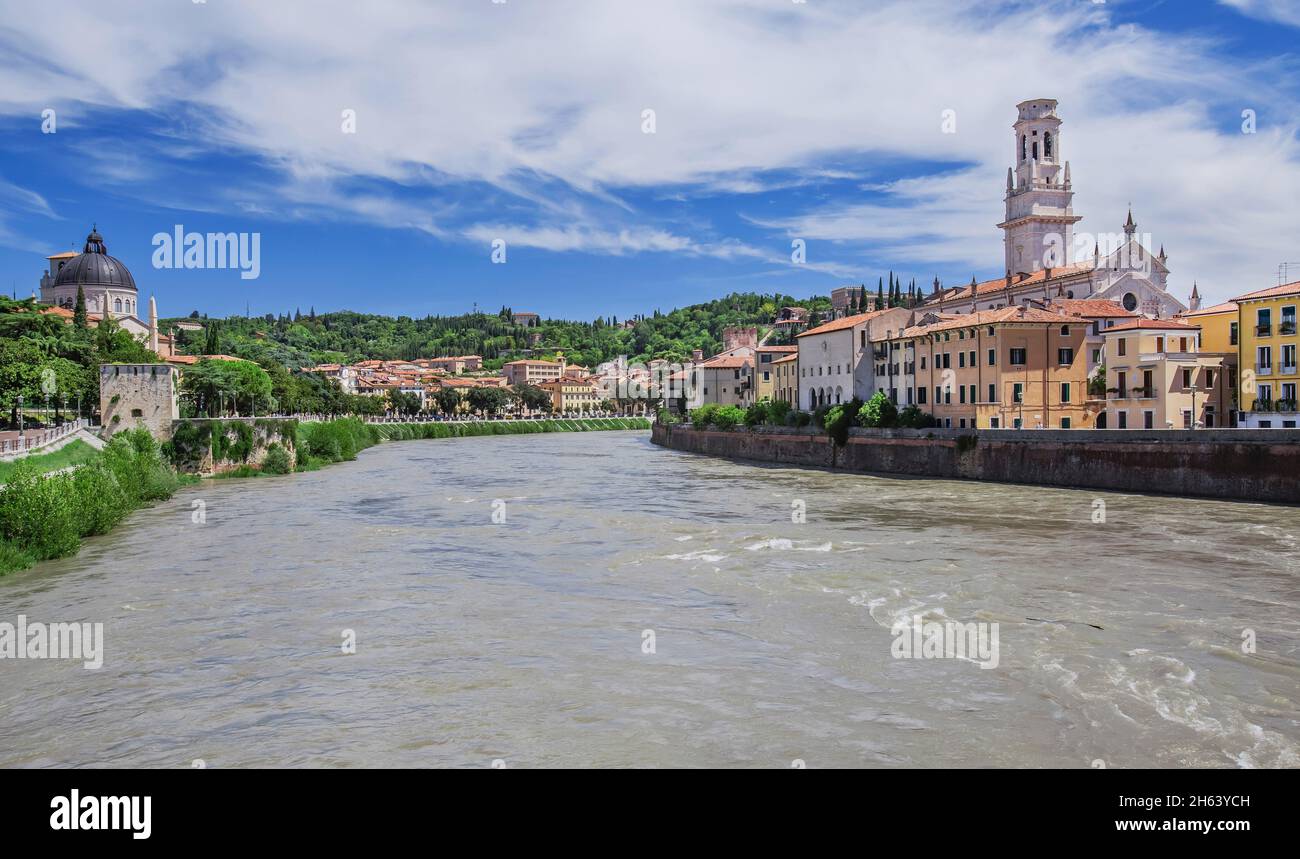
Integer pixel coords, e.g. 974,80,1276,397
1252,399,1299,414
1257,364,1273,376
1257,324,1272,337
1284,365,1298,376
1282,322,1297,336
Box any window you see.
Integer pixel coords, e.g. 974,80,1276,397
920,357,927,370
918,387,927,404
861,331,867,347
1060,383,1071,403
1155,336,1165,352
988,383,996,403
1009,348,1027,366
1258,383,1273,404
1013,418,1023,429
1205,370,1215,388
1144,411,1154,429
942,353,951,369
944,387,952,405
1058,348,1073,366
987,326,995,336
1182,368,1192,388
1258,346,1273,373
958,352,966,368
1284,344,1297,371
1117,338,1127,357
1092,349,1102,365
1013,383,1023,403
959,387,966,404
1258,308,1273,336
988,349,996,366
969,385,977,404
1142,370,1153,396
935,386,941,404
1284,306,1297,335
958,330,965,340
703,387,709,395
990,418,1000,428
1118,372,1128,398
1118,411,1128,429
130,408,143,418
959,419,967,429
1060,417,1071,429
1044,131,1053,158
1283,383,1297,404
1060,325,1070,336
969,351,976,366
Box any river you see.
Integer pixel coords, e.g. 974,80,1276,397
1,430,1298,768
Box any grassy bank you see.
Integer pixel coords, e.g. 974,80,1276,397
373,417,651,441
0,429,181,576
0,439,100,483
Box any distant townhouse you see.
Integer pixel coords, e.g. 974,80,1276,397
511,312,541,327
538,377,601,413
795,307,914,411
426,355,484,374
502,359,563,386
772,353,798,406
309,363,359,394
830,285,879,318
1231,280,1300,428
1101,319,1234,429
903,306,1094,430
685,354,754,410
773,306,810,334
752,345,798,403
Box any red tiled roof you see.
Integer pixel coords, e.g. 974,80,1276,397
1179,301,1238,317
797,308,894,338
911,306,1081,337
699,356,752,369
1230,280,1300,302
772,354,797,364
1101,319,1200,333
1048,298,1137,319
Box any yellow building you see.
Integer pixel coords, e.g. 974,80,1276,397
1101,320,1235,429
1178,300,1239,354
903,306,1096,430
1232,280,1300,428
538,378,601,414
752,345,798,403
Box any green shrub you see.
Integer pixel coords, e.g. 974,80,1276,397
766,399,792,425
261,443,292,475
0,463,80,561
744,401,769,427
0,537,35,576
857,391,899,429
823,398,863,446
709,405,747,430
690,404,720,428
785,410,812,428
71,462,130,536
897,404,934,429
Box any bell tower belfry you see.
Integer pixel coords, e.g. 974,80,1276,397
997,99,1082,277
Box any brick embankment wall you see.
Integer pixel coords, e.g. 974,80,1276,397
651,424,1300,504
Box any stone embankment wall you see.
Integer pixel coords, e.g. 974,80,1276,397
652,424,1300,504
166,418,298,475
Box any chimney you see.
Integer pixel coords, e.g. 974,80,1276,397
692,348,704,363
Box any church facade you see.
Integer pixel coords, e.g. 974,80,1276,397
924,99,1189,320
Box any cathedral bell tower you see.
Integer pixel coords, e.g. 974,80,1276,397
997,99,1082,277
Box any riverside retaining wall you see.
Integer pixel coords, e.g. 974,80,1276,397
651,424,1300,504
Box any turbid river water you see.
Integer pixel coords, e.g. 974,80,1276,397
1,431,1298,768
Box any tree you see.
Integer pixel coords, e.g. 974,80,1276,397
433,387,463,416
513,383,552,415
387,388,422,416
876,277,884,311
857,391,899,428
180,358,272,416
73,286,88,331
466,386,509,416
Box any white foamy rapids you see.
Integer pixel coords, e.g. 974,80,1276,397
743,538,833,552
850,588,952,633
663,549,727,564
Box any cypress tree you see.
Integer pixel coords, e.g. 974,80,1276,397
73,285,87,330
877,277,884,310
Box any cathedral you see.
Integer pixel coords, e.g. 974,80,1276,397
37,226,174,356
925,99,1189,319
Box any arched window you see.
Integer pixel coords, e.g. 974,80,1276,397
1020,135,1026,162
1032,141,1038,160
114,298,122,312
1044,131,1053,158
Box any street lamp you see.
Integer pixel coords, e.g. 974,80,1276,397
1189,383,1199,430
17,393,24,437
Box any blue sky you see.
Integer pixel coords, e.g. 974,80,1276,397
1,0,1298,321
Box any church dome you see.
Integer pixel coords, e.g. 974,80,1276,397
51,226,137,292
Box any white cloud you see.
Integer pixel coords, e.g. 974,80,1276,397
0,0,1295,302
1218,0,1300,27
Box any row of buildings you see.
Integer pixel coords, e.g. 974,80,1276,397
307,352,613,414
681,98,1298,430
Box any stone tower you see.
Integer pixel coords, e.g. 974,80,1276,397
997,99,1082,277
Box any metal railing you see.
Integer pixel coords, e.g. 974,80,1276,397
0,418,91,456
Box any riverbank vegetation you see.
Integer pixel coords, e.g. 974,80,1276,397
685,392,934,444
372,417,651,442
0,439,99,483
0,428,180,576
